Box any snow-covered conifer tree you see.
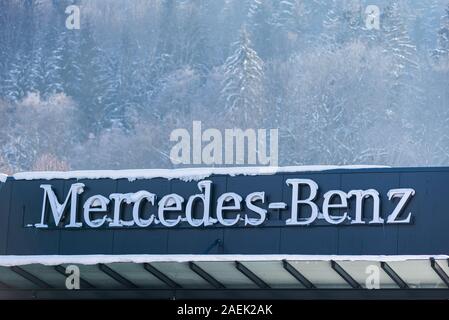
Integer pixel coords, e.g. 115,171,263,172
221,27,265,124
433,3,449,66
382,1,419,100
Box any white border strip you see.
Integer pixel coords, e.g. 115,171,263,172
0,254,446,266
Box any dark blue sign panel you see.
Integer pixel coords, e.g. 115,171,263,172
0,167,448,255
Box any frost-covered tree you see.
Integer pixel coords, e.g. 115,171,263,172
247,0,273,58
383,3,418,75
76,19,107,135
433,3,449,67
156,0,179,62
271,0,296,29
32,153,70,171
218,0,252,59
413,0,441,50
0,1,19,99
1,0,449,171
42,25,65,97
248,0,305,59
382,1,419,107
1,0,41,102
221,27,265,124
60,31,82,99
322,0,363,47
106,26,137,130
425,3,449,165
0,92,77,171
178,0,211,71
281,42,392,165
380,1,423,164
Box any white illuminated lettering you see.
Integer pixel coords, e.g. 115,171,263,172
32,179,416,229
245,192,267,226
158,194,184,227
36,183,85,228
216,192,242,226
322,190,348,224
285,179,319,225
386,188,415,224
83,195,110,228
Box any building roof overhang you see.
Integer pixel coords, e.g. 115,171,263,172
0,255,448,299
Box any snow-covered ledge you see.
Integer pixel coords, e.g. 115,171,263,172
0,254,443,267
10,165,388,182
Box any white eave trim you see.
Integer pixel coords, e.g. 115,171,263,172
0,254,446,267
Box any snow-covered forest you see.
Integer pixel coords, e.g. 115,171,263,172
0,0,449,172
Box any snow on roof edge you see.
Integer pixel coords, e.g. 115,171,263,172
0,174,7,183
0,254,444,266
10,165,389,182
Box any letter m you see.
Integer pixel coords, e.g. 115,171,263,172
35,183,85,228
225,128,257,165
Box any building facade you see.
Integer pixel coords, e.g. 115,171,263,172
0,166,448,299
